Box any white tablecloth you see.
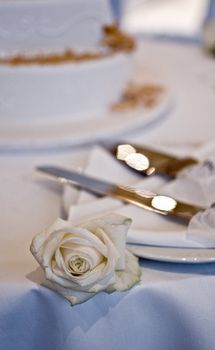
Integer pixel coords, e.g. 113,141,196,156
1,39,215,350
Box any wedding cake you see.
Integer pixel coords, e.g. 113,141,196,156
0,0,135,123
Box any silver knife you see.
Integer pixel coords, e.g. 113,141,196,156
36,165,204,221
110,143,198,177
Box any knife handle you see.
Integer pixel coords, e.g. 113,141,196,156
155,158,198,177
112,143,198,177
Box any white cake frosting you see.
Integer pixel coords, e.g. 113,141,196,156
0,0,134,123
0,0,112,55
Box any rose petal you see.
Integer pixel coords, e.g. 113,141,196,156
107,250,141,292
43,279,95,305
59,227,109,256
30,218,67,265
83,213,131,270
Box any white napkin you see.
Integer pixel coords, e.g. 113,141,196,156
121,0,209,38
162,161,215,207
63,145,215,248
187,206,215,247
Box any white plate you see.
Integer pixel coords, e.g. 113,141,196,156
0,41,172,152
128,244,215,264
0,94,171,152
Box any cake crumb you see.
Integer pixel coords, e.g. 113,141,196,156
112,83,165,111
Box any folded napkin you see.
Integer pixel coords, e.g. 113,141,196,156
162,161,215,207
63,145,215,248
188,206,215,247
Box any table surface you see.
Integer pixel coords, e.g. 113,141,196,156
1,39,215,350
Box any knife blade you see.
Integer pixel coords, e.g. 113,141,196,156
111,143,198,177
36,165,204,221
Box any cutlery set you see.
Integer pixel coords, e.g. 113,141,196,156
37,143,206,222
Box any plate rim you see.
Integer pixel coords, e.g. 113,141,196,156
0,93,172,151
128,244,215,264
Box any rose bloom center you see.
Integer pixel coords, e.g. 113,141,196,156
68,257,90,275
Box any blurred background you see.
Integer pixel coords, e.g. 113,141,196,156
111,0,215,43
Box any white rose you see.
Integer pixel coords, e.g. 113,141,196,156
30,213,141,305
